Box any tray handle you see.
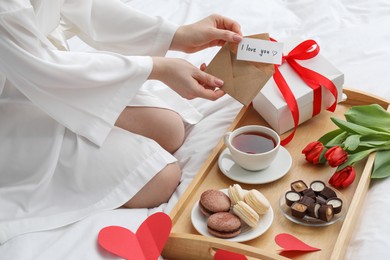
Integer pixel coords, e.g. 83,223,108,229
162,233,289,260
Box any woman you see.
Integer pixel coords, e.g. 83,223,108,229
0,0,242,243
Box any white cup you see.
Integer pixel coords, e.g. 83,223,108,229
224,125,280,171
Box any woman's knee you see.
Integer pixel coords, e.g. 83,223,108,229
115,107,185,153
122,162,181,208
161,111,185,153
156,162,182,199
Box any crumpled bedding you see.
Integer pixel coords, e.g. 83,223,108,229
1,0,390,259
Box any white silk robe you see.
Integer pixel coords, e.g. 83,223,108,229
0,0,201,244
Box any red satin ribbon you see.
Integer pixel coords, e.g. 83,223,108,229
273,39,339,146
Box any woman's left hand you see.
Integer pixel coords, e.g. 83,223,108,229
170,14,242,53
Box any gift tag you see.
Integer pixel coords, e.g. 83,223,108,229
237,38,283,65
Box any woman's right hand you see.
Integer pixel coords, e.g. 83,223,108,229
170,14,242,53
149,57,225,101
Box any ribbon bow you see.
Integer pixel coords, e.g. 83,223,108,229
272,39,338,146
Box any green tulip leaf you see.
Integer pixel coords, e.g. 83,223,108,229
358,140,390,148
345,104,390,132
361,134,390,142
338,148,375,170
318,148,327,164
318,128,345,144
331,117,388,136
372,150,390,179
344,135,361,151
320,130,348,147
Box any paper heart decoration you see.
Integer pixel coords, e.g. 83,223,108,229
98,212,172,260
275,233,320,253
214,249,248,260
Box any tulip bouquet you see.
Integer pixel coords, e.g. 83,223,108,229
302,104,390,189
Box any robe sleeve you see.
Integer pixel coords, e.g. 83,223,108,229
60,0,179,56
0,1,177,147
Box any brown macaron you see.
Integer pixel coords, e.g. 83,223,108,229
199,189,231,217
207,212,241,238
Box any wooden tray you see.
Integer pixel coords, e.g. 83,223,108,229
162,88,390,260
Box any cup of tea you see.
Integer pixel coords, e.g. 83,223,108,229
224,125,280,171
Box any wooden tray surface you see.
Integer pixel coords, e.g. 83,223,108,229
162,88,390,260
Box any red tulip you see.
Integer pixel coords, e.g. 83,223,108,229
302,141,325,164
329,166,356,188
324,146,348,167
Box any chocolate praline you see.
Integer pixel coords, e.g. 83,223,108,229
285,191,301,207
310,180,326,195
299,195,316,207
290,202,307,219
302,188,316,199
326,197,343,214
291,180,308,194
319,186,337,200
307,203,321,218
318,204,334,222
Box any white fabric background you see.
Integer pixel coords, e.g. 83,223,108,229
1,0,390,259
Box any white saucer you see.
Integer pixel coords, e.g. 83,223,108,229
218,146,292,184
191,189,274,242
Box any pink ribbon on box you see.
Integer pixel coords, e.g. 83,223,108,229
271,39,339,146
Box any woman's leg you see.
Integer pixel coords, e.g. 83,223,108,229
122,162,181,208
115,107,185,153
115,106,185,208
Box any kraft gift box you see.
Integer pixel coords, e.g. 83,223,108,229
253,36,344,135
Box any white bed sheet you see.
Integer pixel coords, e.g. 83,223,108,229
1,0,390,259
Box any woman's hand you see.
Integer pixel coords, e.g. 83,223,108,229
149,57,225,100
150,14,241,100
170,14,242,53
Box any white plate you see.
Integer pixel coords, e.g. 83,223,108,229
279,186,348,227
191,189,274,242
218,146,292,184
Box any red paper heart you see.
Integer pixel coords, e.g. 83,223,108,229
214,249,248,260
98,226,143,259
275,233,320,252
98,212,172,260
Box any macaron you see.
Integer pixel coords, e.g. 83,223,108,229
207,212,242,238
199,189,231,217
228,184,246,205
244,189,270,215
233,201,259,228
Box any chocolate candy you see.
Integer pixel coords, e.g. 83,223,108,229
291,202,307,219
310,180,326,195
291,180,308,194
302,188,316,199
285,191,301,207
326,198,343,214
320,186,337,199
316,196,327,205
307,203,321,218
299,195,315,207
285,179,343,222
318,204,334,222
